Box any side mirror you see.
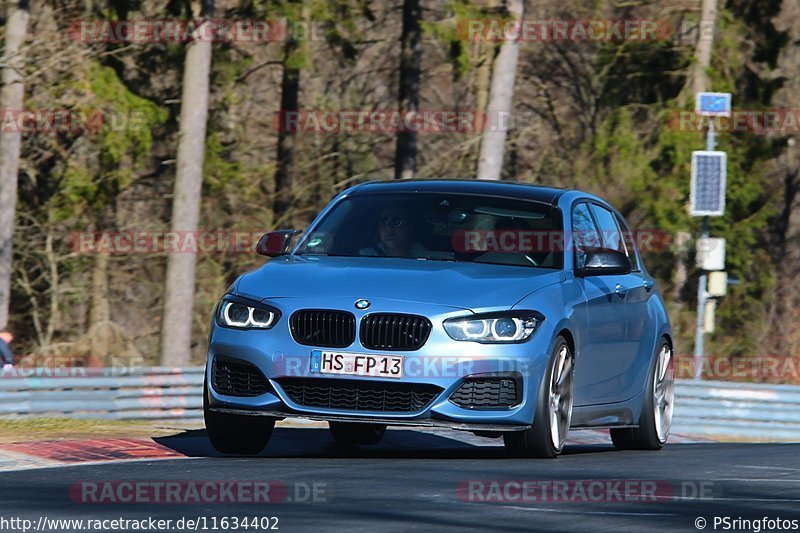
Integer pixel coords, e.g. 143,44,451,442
576,248,632,276
256,230,302,257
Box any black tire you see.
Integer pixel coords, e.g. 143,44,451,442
329,422,386,445
611,339,674,451
204,378,275,455
504,335,574,458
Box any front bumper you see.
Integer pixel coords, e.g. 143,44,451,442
207,407,532,432
206,296,552,430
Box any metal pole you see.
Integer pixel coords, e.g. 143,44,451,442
694,217,709,380
694,122,716,380
706,120,716,151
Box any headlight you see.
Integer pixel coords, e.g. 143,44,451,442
216,295,280,329
444,312,543,343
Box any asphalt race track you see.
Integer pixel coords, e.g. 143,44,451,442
1,428,799,532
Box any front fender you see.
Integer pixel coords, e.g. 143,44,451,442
512,274,585,369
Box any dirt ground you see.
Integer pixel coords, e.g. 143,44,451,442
0,417,330,443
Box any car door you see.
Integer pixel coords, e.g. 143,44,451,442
577,203,646,404
614,211,657,389
571,202,630,407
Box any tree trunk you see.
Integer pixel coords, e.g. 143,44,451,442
159,12,213,366
672,0,718,308
690,0,718,95
90,252,110,327
474,45,493,115
476,0,523,181
0,1,30,331
273,32,301,226
273,45,300,226
473,0,498,163
474,42,493,151
394,0,422,180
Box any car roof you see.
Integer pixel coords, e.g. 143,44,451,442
350,179,570,206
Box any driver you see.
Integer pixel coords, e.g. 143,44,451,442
359,206,427,258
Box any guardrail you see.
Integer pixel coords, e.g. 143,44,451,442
0,367,205,420
672,380,800,440
0,369,799,440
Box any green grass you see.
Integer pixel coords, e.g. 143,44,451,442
0,418,202,442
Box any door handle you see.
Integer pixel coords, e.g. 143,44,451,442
642,279,654,292
615,283,628,299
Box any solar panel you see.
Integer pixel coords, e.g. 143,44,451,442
696,92,731,117
690,151,726,217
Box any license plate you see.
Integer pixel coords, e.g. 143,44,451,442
310,350,404,378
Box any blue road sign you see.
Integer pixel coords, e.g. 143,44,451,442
696,92,732,117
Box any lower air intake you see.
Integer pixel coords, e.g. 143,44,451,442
449,377,520,409
277,378,441,413
212,357,270,397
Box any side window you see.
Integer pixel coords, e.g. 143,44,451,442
571,203,602,269
589,204,625,253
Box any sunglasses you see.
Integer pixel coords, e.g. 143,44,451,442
379,216,408,229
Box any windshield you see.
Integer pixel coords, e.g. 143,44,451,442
296,192,563,268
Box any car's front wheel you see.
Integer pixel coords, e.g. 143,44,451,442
329,422,386,445
611,339,674,450
204,378,275,455
504,335,574,458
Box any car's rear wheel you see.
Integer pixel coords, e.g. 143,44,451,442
611,339,674,450
204,378,275,455
504,335,574,458
329,422,386,445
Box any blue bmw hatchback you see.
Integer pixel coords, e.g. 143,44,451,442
204,180,674,457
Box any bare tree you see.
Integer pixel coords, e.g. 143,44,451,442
394,0,422,179
0,0,30,331
273,16,301,225
690,0,717,95
159,1,214,366
476,0,523,181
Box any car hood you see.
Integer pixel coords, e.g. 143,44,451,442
234,255,563,311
